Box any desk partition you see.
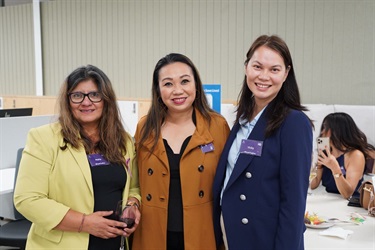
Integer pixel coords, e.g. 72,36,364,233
0,115,56,170
0,115,55,219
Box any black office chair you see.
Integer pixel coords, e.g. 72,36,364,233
0,148,32,249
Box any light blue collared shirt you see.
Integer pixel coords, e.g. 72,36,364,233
220,107,265,203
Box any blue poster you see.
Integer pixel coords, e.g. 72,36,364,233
203,84,221,113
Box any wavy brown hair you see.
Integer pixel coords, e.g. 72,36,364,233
58,64,131,166
138,53,213,153
236,34,312,137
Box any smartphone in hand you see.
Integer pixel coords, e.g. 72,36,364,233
317,137,329,156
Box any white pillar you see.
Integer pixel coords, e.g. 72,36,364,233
33,0,43,96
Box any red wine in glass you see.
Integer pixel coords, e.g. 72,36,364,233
120,217,135,228
116,200,136,229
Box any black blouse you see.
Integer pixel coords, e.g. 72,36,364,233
88,160,126,250
163,136,192,232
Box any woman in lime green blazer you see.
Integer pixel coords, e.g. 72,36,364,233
14,65,141,249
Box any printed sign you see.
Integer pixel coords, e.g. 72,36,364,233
203,84,221,113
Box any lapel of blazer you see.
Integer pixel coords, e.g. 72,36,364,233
214,122,240,195
51,122,94,195
225,112,267,190
67,145,94,195
140,109,213,171
183,109,213,156
143,133,170,171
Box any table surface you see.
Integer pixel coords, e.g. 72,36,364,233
305,185,375,250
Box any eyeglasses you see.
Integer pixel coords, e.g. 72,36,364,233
68,92,102,104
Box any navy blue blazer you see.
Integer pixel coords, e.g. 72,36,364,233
213,109,313,250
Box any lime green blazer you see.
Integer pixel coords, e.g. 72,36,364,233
14,122,140,249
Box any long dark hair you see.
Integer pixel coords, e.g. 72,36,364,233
236,35,312,137
138,53,213,153
320,112,375,159
58,64,131,166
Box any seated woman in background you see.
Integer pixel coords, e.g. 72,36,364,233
311,112,375,199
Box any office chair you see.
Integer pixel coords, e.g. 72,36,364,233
0,148,32,249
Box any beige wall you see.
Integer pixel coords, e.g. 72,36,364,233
0,0,374,105
1,95,152,118
0,4,35,95
2,96,57,116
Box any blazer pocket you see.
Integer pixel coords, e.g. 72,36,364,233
34,224,63,243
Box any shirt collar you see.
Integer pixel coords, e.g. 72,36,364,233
239,106,267,127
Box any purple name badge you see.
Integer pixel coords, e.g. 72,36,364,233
88,154,110,167
201,143,214,153
239,139,263,156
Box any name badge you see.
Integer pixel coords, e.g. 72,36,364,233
201,143,214,153
240,139,263,156
88,154,110,167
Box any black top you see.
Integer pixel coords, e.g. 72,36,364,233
88,160,126,250
322,153,363,197
164,136,192,232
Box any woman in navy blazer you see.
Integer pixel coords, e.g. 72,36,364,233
213,35,313,250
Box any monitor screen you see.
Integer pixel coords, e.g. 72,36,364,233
0,108,33,118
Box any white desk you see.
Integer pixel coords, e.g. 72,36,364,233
0,168,15,194
305,186,375,250
0,168,16,220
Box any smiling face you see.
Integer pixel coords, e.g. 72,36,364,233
245,45,290,108
69,79,104,130
158,62,196,115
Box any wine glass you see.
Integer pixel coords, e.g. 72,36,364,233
115,200,136,229
308,164,318,195
115,200,136,250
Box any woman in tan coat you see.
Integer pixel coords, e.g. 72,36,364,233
132,53,230,249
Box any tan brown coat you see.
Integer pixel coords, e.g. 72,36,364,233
132,109,230,250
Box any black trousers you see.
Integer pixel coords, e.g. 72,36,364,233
167,231,184,250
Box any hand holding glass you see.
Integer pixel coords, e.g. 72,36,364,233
309,165,318,183
308,164,318,195
115,200,136,229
